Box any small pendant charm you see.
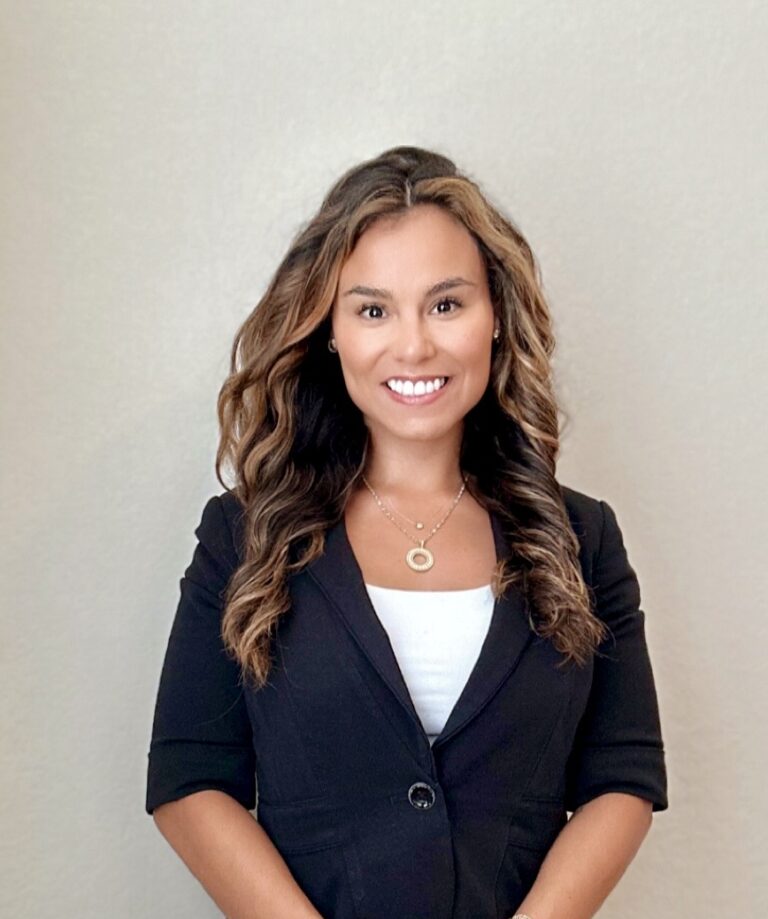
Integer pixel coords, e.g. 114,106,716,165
415,522,424,530
406,544,434,572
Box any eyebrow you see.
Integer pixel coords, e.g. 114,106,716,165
341,276,477,300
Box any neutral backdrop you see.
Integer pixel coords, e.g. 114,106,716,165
2,1,766,917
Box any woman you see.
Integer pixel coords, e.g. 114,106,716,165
145,146,668,919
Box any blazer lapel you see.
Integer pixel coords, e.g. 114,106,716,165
435,514,535,747
306,519,418,726
305,511,535,751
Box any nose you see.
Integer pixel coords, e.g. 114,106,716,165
391,314,437,363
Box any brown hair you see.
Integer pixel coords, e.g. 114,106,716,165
215,145,607,690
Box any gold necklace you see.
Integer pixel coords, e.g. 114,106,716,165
384,490,456,532
361,474,468,572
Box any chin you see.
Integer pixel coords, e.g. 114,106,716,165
380,419,463,443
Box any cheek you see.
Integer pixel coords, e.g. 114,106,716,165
336,356,379,409
461,339,494,378
339,353,375,388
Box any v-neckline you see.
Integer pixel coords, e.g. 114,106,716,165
302,508,534,753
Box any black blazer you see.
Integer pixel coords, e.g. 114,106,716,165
146,485,668,919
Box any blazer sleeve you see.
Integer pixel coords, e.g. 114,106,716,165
564,499,669,813
145,494,256,815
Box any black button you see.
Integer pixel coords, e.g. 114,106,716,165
408,782,436,810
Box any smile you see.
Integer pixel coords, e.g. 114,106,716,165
381,376,452,404
385,376,449,395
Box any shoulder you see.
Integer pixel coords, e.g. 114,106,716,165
218,488,245,523
557,482,640,599
214,489,247,558
188,490,246,571
559,483,602,544
557,482,608,585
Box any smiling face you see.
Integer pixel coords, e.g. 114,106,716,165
329,203,497,447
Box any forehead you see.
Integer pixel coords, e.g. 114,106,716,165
339,204,484,283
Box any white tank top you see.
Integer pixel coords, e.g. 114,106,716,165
364,583,495,746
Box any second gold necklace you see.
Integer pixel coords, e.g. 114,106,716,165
361,474,468,572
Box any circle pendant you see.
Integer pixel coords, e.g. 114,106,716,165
406,546,434,572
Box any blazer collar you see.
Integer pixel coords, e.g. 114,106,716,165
305,511,535,751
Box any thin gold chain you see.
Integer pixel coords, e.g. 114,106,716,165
361,474,468,547
384,490,456,532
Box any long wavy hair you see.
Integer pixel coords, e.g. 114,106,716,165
215,145,607,691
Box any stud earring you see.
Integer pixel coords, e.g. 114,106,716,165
328,337,338,353
492,327,500,341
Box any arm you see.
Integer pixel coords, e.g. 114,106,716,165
146,496,321,918
512,498,668,918
153,790,322,919
511,792,653,919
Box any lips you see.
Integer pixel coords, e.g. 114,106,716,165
384,376,449,396
381,376,452,404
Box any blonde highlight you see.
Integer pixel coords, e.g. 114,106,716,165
214,146,607,691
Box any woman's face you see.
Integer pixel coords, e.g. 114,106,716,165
330,203,497,447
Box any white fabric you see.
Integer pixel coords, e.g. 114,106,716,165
364,582,495,746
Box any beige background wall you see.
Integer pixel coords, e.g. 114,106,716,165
2,1,766,916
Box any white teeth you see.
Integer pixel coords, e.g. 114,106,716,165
385,376,448,395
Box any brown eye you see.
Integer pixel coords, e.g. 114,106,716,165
359,304,385,319
433,297,462,314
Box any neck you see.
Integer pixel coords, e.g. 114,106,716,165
360,428,465,501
